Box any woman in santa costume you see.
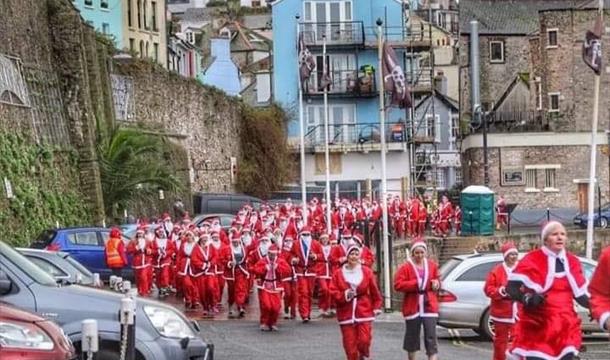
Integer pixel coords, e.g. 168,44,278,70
280,236,298,320
198,233,219,317
176,231,204,310
484,242,519,360
252,244,291,331
507,221,589,360
290,226,323,322
222,233,251,318
589,245,610,337
152,224,175,298
330,245,382,360
127,225,155,297
394,240,440,360
316,233,334,317
210,230,228,311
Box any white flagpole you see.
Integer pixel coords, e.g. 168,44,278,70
585,0,604,260
323,35,332,234
297,16,308,224
377,19,391,310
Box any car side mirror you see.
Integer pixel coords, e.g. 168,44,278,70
0,270,13,295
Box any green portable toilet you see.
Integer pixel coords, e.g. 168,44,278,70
460,185,495,235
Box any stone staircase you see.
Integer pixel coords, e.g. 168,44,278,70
438,236,485,264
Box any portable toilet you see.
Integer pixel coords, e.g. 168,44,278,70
460,185,495,235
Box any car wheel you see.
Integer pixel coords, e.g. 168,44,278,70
600,217,608,229
479,308,494,340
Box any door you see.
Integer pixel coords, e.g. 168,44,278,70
304,1,353,43
65,231,104,275
577,183,588,213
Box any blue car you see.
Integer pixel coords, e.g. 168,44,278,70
573,203,610,229
30,227,134,280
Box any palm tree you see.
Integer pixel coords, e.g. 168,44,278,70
98,127,184,219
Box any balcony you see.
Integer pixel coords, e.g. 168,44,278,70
468,110,552,134
304,69,377,98
300,21,365,48
300,122,408,153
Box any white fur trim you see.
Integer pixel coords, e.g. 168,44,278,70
503,248,518,259
509,345,578,360
599,311,610,331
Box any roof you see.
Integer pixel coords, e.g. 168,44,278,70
182,7,215,23
414,92,459,112
242,14,272,30
459,0,599,35
461,185,494,194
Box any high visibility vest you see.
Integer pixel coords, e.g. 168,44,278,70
106,237,124,267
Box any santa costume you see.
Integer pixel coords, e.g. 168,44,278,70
222,233,251,317
280,236,298,319
198,234,219,317
484,243,519,360
316,233,334,316
252,244,291,331
290,226,323,322
152,225,175,297
589,245,610,332
329,245,382,360
127,226,154,296
176,232,204,309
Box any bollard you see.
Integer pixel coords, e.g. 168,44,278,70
81,319,98,360
109,275,118,290
115,277,123,292
119,297,136,360
92,273,102,288
122,280,131,294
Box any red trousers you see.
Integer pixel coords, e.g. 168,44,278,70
283,280,297,318
175,273,184,297
439,220,450,235
198,275,219,311
317,278,332,312
297,276,316,319
493,321,513,360
154,265,171,289
216,274,225,305
226,273,249,308
134,266,152,296
258,289,282,327
407,219,417,237
418,221,426,236
340,322,372,360
183,275,200,306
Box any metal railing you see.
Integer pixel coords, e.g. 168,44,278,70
469,110,552,134
406,66,432,86
304,122,407,148
305,70,376,96
300,21,365,47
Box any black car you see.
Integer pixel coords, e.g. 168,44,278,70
573,203,610,228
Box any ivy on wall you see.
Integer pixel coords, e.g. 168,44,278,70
0,131,91,246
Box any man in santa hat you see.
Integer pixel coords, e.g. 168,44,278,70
291,226,323,322
280,236,298,320
330,229,355,272
198,233,219,317
316,233,334,317
417,200,428,237
252,244,291,331
152,224,175,298
176,231,204,310
210,230,228,310
453,205,462,236
127,225,154,296
222,233,250,318
589,245,610,338
438,195,453,237
496,195,508,230
484,242,519,360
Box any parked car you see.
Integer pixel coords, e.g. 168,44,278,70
192,192,262,215
192,213,235,231
120,223,155,240
0,240,214,360
17,248,95,286
573,203,610,228
437,252,598,339
30,227,133,281
0,302,76,360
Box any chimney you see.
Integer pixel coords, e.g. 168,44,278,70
434,71,447,95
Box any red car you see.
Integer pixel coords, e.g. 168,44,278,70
0,302,75,360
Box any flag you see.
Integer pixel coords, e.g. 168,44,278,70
382,42,411,108
582,14,603,75
298,33,316,86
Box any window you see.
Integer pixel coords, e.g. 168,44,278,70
489,41,504,63
547,29,558,48
102,22,109,34
139,40,144,58
456,261,500,281
153,43,159,62
127,0,133,27
535,77,542,110
455,168,463,185
151,1,157,31
186,31,194,43
137,0,142,28
101,0,109,9
129,38,135,51
84,0,93,6
68,232,99,246
435,170,446,189
424,114,441,142
450,115,459,148
549,93,560,112
525,169,537,189
143,0,148,29
26,257,69,278
544,168,557,190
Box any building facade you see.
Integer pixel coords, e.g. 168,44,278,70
459,0,610,210
72,0,125,47
123,0,168,67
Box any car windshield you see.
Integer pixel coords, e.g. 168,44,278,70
440,258,462,281
62,253,94,279
30,230,56,249
0,241,57,287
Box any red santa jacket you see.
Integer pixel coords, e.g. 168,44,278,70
221,243,250,280
200,243,218,276
394,259,440,319
280,247,297,282
484,263,517,323
151,237,175,268
331,210,354,231
588,246,610,330
316,243,334,279
360,246,375,269
210,241,228,275
252,257,291,293
329,243,350,272
439,201,454,222
329,265,382,325
176,242,205,277
290,237,323,277
127,239,154,269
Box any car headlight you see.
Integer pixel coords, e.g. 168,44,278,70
0,321,55,350
143,306,196,339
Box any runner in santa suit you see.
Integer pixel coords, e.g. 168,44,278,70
280,236,298,319
223,233,251,318
438,195,453,237
248,235,271,274
484,242,519,360
290,226,323,322
252,244,291,331
127,225,154,297
496,195,508,230
507,221,589,360
171,226,184,296
152,224,175,298
453,205,462,236
589,245,610,337
198,233,219,317
210,230,227,310
176,231,204,310
352,234,375,269
330,245,383,360
394,241,441,360
329,230,354,275
316,233,334,317
417,201,428,237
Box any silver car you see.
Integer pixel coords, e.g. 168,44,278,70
437,252,598,339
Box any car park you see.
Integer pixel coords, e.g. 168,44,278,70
0,240,214,360
437,252,598,339
17,248,95,286
0,302,76,360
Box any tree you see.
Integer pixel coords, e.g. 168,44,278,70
98,127,184,219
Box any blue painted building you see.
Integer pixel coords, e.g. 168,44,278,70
272,0,431,197
72,0,125,48
201,36,241,96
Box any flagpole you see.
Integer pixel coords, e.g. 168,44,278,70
297,15,308,224
323,35,332,234
377,18,391,311
585,0,604,260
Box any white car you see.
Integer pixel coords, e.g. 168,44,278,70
437,252,597,339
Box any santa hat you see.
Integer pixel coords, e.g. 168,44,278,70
410,240,427,253
300,226,311,234
341,228,352,238
540,221,563,241
352,233,364,245
346,245,361,257
268,244,279,254
162,213,171,221
259,234,271,242
242,227,252,233
230,233,241,241
501,242,518,259
136,224,147,235
110,227,122,238
319,233,329,239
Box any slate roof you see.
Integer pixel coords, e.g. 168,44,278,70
242,14,272,30
459,0,599,35
182,7,215,23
